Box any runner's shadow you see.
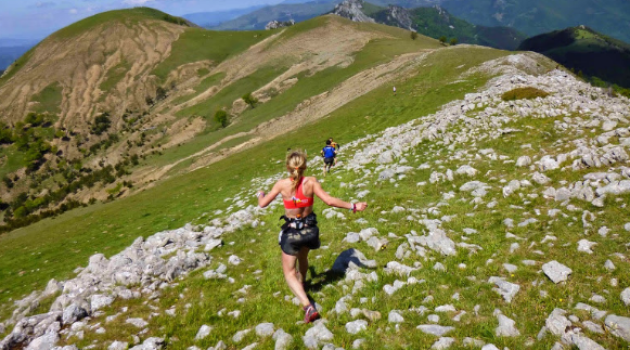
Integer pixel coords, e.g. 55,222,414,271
306,266,345,293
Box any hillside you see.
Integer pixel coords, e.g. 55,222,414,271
0,10,443,233
519,26,630,89
2,44,630,350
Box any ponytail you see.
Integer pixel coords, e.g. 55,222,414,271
286,151,307,193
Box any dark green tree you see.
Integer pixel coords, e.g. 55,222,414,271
214,110,229,128
91,113,111,135
242,93,259,108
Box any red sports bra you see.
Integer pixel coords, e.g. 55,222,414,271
283,177,314,209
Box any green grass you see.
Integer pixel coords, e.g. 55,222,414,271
0,46,508,322
0,145,26,180
152,29,274,81
175,65,284,121
171,73,224,106
30,83,62,115
99,61,131,93
501,87,550,101
52,8,190,40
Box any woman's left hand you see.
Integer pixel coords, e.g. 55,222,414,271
354,202,368,212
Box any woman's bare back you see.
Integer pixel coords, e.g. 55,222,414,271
278,177,315,218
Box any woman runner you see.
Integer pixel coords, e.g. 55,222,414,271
257,151,368,323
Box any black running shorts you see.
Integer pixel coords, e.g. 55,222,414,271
279,226,321,256
324,157,334,165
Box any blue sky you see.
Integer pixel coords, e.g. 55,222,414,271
0,0,284,40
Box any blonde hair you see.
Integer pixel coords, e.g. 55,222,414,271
286,151,307,193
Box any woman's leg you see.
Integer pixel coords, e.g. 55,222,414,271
282,251,310,307
297,247,310,284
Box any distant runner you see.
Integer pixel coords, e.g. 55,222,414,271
329,137,340,166
321,140,337,175
257,151,368,323
393,86,397,95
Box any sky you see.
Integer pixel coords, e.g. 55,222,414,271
0,0,285,40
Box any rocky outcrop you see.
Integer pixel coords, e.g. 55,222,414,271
383,6,414,30
265,20,295,30
332,0,375,23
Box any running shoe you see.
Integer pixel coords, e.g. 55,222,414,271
303,304,319,324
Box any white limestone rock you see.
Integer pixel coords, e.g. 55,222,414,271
542,261,572,283
488,277,520,303
345,320,367,335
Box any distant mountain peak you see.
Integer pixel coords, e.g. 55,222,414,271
333,0,375,23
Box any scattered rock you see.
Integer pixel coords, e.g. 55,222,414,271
542,261,572,283
431,337,455,349
495,310,520,337
345,320,368,334
604,314,630,341
195,325,213,340
488,277,520,303
388,311,404,323
417,325,455,336
255,323,274,337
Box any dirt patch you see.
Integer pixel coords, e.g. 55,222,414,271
162,117,206,148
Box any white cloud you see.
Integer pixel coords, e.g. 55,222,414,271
69,8,78,14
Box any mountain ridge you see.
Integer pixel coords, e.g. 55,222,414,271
518,25,630,90
332,0,526,50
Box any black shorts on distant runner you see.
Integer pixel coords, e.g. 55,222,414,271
324,157,334,166
279,214,321,255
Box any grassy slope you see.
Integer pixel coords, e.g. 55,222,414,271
150,18,441,168
31,83,62,115
0,46,508,321
99,61,131,94
46,53,629,350
152,29,275,81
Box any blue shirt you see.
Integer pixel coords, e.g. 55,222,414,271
322,146,336,158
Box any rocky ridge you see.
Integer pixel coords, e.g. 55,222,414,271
332,0,375,23
2,54,630,349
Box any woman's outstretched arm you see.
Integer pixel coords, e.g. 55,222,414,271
257,182,281,208
312,179,367,212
